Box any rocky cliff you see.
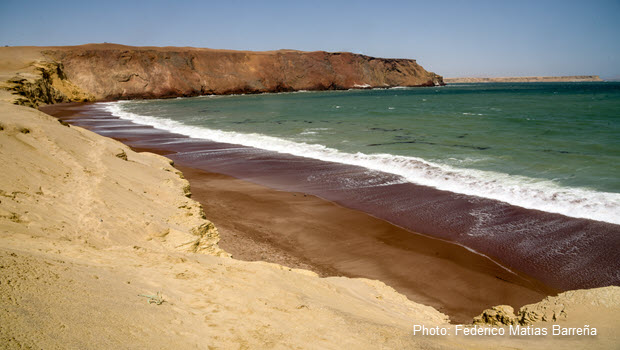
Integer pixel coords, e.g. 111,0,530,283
3,61,94,107
1,44,444,105
445,75,602,83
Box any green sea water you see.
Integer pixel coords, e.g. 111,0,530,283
106,82,620,223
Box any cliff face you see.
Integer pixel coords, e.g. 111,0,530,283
1,44,443,104
445,76,602,83
4,61,94,107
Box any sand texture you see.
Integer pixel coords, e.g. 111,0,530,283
1,102,619,349
0,102,449,349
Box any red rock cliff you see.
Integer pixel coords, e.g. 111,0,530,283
2,44,444,104
50,44,443,99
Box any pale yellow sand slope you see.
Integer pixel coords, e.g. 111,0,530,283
0,102,618,349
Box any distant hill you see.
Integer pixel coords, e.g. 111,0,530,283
445,76,602,83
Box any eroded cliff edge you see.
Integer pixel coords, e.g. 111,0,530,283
0,44,444,106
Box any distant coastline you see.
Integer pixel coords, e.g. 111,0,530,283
445,75,602,83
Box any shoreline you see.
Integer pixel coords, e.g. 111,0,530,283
1,102,455,349
40,102,558,323
2,101,618,349
39,100,620,293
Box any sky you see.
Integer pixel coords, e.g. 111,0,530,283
1,0,619,78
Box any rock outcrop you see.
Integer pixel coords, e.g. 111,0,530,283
1,44,444,105
3,61,94,107
472,305,520,326
473,286,620,326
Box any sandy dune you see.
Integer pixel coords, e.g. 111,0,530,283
0,102,449,349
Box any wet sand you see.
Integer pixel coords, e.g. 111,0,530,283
176,165,552,322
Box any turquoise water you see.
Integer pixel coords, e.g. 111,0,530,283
105,82,620,223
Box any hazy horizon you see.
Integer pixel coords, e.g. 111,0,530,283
1,0,618,79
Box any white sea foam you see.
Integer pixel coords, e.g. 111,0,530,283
301,128,331,135
103,101,620,225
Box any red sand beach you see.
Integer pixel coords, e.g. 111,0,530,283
39,102,562,323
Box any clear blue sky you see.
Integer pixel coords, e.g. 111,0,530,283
1,0,619,78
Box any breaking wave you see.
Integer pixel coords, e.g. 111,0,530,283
103,101,620,224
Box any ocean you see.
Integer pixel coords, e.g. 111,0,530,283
56,82,620,293
105,82,620,224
